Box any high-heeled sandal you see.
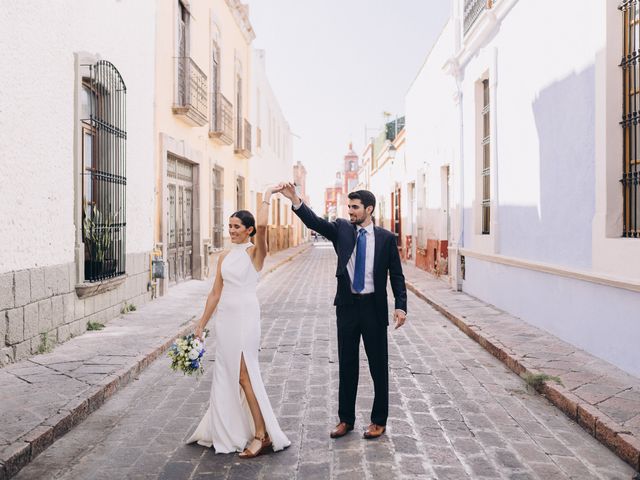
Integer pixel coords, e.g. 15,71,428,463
239,433,272,459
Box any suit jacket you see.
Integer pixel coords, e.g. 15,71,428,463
293,202,407,324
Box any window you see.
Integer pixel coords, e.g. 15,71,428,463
236,175,245,210
212,167,224,249
80,61,127,282
211,43,220,130
392,186,402,245
481,78,491,235
177,1,190,106
622,2,640,237
236,76,242,150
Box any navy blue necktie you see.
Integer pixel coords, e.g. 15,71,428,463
353,228,367,293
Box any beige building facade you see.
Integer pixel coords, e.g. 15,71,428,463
154,0,255,295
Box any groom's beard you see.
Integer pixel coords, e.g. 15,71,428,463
351,216,367,225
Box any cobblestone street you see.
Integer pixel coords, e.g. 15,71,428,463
15,244,636,479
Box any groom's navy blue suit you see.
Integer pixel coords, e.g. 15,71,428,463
293,201,407,427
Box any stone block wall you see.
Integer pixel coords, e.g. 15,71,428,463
0,252,152,366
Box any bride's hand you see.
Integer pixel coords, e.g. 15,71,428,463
268,183,286,195
194,325,204,340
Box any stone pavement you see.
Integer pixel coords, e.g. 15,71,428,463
14,243,636,479
401,261,640,473
0,243,311,480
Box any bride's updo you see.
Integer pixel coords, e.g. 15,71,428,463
231,210,256,237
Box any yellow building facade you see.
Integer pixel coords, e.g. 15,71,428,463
154,0,255,295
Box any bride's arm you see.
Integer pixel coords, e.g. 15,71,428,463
252,186,277,271
194,252,226,339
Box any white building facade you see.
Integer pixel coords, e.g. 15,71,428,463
0,1,157,364
412,0,640,376
248,49,299,252
406,20,458,274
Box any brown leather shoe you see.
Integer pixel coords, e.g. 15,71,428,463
363,423,386,439
329,422,354,438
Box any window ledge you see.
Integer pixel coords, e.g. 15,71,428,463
209,130,233,145
459,248,640,293
75,274,127,299
234,147,252,159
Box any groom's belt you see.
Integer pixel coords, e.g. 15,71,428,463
351,292,375,300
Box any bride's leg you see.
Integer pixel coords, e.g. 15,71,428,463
239,353,267,439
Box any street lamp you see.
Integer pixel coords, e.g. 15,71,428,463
388,144,397,164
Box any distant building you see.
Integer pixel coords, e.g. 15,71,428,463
249,49,300,253
324,172,343,221
292,161,310,242
322,144,360,220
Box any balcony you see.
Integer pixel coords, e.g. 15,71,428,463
234,119,252,158
209,92,234,145
173,57,208,127
464,0,490,35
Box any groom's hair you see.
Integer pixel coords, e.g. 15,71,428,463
348,190,376,213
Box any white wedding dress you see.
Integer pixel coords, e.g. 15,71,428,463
186,242,290,453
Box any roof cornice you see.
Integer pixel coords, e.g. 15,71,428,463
224,0,256,44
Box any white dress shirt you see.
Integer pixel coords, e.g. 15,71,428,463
348,222,375,294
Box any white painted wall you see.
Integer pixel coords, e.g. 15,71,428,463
460,0,601,269
249,49,293,217
405,20,457,246
0,0,156,273
463,257,640,377
452,0,640,375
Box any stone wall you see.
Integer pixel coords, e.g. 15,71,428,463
0,252,152,366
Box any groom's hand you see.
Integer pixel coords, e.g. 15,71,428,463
281,182,302,207
393,310,406,329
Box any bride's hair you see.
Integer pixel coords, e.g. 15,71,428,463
230,210,256,237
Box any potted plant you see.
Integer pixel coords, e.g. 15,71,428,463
83,204,119,279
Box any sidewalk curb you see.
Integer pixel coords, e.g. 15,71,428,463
405,280,640,473
0,243,311,480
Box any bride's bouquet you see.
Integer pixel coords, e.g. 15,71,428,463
168,332,207,376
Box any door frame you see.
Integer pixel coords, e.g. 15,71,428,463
158,133,202,296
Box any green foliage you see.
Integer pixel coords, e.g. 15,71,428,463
36,332,53,354
120,302,137,314
522,372,563,390
83,204,119,263
86,321,105,331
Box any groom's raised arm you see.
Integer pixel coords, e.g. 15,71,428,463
281,183,338,242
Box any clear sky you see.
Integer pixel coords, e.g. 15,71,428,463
248,0,452,209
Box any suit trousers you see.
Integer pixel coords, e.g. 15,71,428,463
336,294,389,426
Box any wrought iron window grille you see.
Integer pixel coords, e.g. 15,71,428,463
81,60,127,282
464,0,494,36
481,79,491,235
620,0,640,237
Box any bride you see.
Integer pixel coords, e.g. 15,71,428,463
187,185,290,458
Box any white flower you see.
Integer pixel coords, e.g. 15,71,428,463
188,349,199,360
192,339,202,351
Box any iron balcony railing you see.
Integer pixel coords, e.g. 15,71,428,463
209,92,234,144
464,0,489,35
173,56,208,126
234,119,252,158
244,119,252,154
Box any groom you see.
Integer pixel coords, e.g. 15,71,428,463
281,184,407,439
